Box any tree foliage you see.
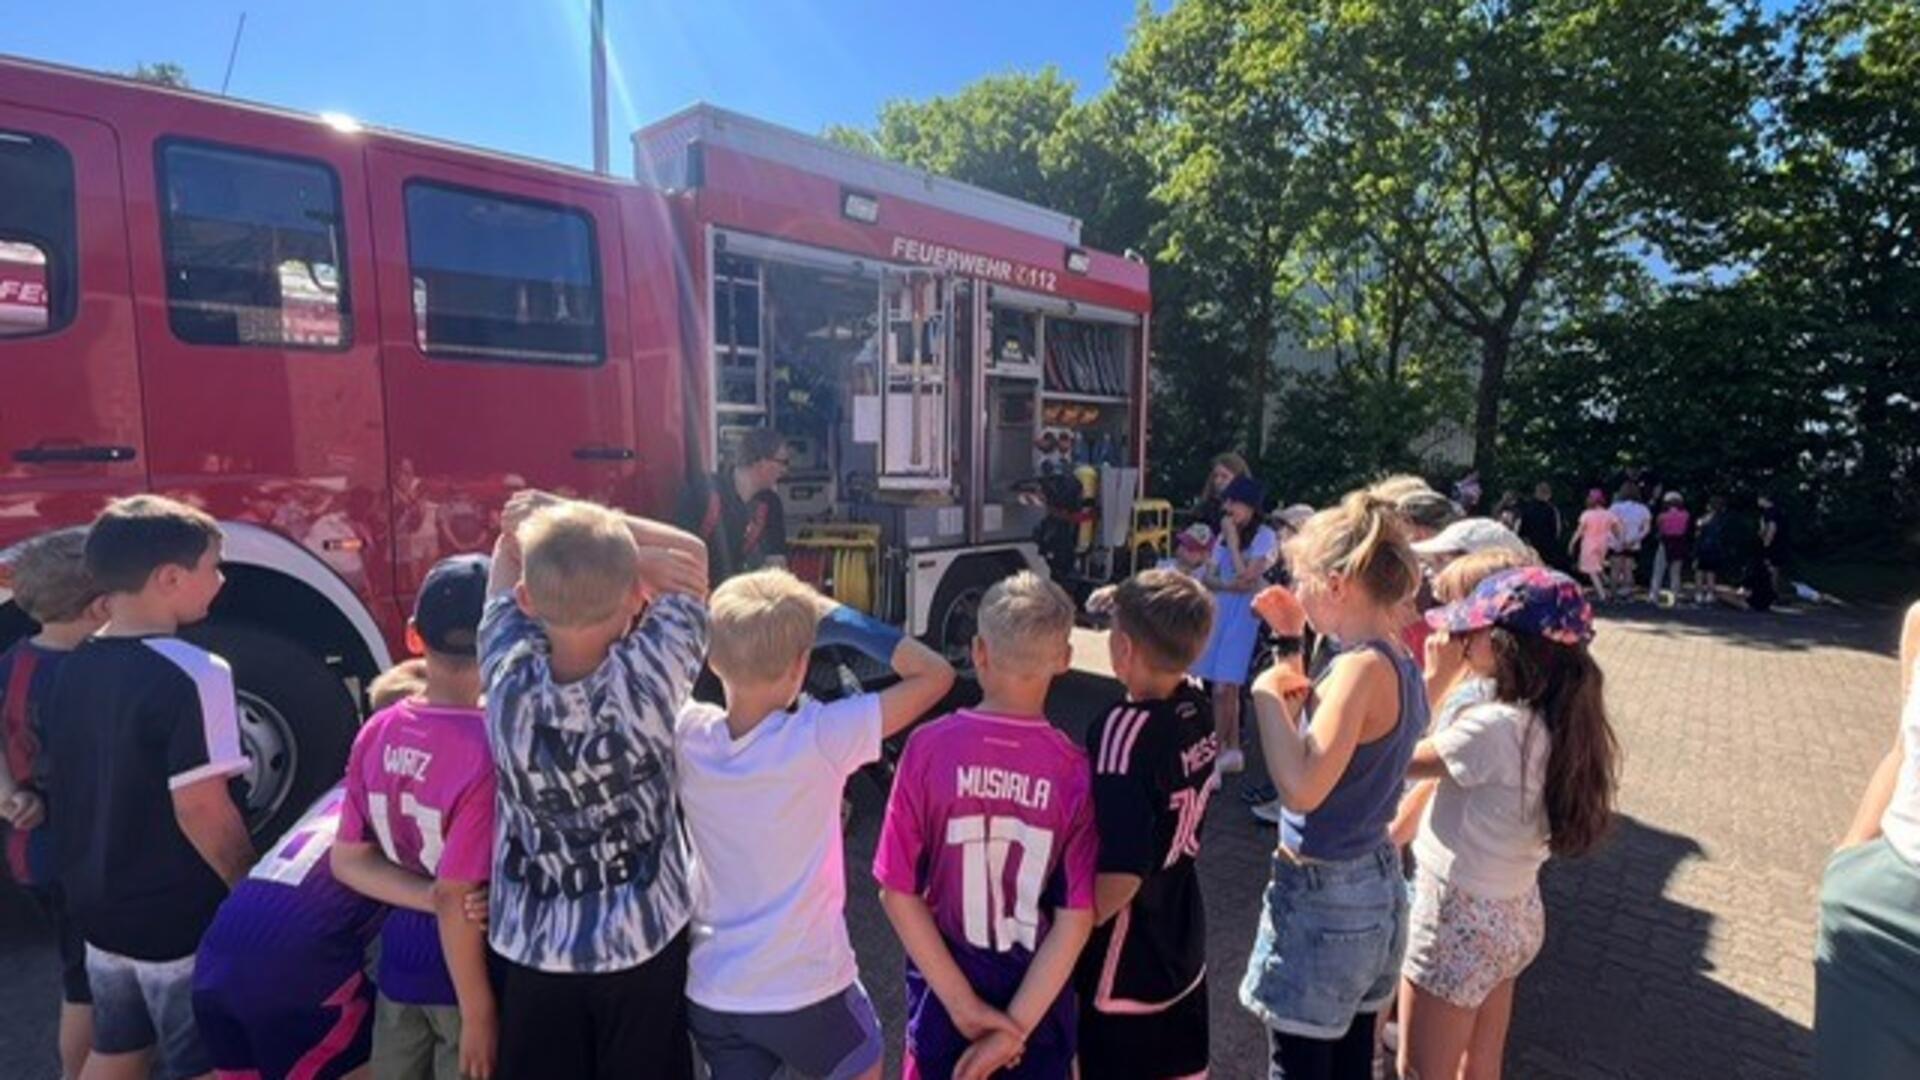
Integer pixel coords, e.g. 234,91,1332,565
129,61,190,88
1283,0,1774,477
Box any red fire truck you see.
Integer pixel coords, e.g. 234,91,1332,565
0,59,1156,838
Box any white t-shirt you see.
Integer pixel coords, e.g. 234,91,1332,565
1414,700,1551,899
674,693,883,1012
1611,500,1652,548
1879,658,1920,864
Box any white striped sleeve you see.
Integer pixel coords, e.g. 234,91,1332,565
1096,707,1150,776
144,639,250,790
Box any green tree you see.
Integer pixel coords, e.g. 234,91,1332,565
130,61,190,88
849,69,1077,210
1115,1,1316,461
1747,0,1920,543
1505,283,1837,509
1288,0,1773,480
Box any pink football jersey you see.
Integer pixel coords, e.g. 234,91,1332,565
873,709,1096,1073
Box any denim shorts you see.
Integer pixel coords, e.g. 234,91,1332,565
1239,842,1410,1039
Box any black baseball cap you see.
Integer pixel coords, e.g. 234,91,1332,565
413,554,490,657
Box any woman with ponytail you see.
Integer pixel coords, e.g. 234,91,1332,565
1395,567,1619,1080
1241,492,1427,1078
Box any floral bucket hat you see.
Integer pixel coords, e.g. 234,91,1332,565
1425,566,1595,646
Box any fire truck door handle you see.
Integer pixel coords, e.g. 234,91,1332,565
572,446,636,461
12,444,138,464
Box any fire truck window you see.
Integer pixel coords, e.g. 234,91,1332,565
159,141,350,349
0,132,77,338
404,182,604,365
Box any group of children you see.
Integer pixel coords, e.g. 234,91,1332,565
1,480,1620,1080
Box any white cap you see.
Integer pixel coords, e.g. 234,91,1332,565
1272,504,1316,530
1411,517,1531,558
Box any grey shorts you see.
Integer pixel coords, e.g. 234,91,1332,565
86,944,212,1079
688,982,882,1080
371,996,464,1080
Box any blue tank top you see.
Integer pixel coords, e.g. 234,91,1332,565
1279,640,1426,861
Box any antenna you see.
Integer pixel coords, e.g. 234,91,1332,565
220,12,248,95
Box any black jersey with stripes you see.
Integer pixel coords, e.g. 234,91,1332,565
47,635,249,961
1074,679,1218,1016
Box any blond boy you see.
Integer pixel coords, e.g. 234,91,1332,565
873,571,1098,1079
480,492,709,1078
677,570,954,1079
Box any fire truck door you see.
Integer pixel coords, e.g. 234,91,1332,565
0,106,146,549
367,147,639,597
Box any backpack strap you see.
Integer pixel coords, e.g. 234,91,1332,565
2,647,41,788
2,647,42,886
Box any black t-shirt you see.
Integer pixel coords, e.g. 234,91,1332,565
674,470,788,586
1074,680,1217,1012
1515,497,1562,552
1762,507,1792,559
47,636,249,960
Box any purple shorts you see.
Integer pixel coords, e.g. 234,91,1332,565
192,968,374,1080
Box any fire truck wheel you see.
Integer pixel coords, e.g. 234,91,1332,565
182,622,359,842
927,557,1022,675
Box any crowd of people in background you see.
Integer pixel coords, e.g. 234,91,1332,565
1486,478,1789,612
1191,461,1805,617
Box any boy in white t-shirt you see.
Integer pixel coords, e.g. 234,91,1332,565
676,569,955,1079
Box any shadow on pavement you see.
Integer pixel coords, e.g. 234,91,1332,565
1509,813,1812,1079
1599,601,1902,659
0,883,60,1079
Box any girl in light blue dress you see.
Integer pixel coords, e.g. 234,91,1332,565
1192,475,1277,774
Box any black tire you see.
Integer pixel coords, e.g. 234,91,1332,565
182,622,359,841
926,556,1024,673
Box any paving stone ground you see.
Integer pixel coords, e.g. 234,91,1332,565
1,601,1907,1078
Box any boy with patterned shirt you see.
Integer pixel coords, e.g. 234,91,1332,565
334,555,497,1080
48,496,255,1080
0,529,108,1080
480,492,710,1079
676,569,956,1080
874,571,1099,1080
1076,570,1219,1079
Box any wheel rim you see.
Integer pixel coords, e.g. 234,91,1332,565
938,587,985,671
235,689,298,829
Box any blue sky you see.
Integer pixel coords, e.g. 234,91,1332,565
4,1,1140,169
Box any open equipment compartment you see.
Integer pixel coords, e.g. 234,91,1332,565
637,104,1156,651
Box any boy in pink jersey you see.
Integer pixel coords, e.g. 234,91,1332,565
194,664,428,1080
334,556,496,1080
874,572,1098,1080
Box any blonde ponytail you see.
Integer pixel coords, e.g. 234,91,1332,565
1285,490,1420,607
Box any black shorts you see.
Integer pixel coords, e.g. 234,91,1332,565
1077,978,1210,1079
496,929,692,1080
28,884,91,1005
